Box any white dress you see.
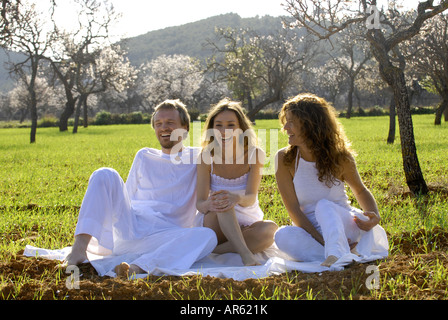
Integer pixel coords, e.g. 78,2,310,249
74,147,217,276
194,163,263,227
274,151,389,262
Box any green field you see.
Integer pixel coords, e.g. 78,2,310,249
1,114,448,300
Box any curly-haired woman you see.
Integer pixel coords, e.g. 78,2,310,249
274,93,388,267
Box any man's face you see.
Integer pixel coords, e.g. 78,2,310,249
153,109,188,152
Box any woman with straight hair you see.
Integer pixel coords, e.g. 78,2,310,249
195,98,278,266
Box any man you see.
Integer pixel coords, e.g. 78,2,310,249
65,99,217,277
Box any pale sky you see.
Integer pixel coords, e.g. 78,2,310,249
37,0,425,40
111,0,288,38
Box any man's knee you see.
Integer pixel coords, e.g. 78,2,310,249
195,227,218,251
89,168,122,185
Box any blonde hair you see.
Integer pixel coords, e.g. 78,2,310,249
151,99,191,131
279,93,354,185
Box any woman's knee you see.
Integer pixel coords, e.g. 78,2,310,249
258,220,278,238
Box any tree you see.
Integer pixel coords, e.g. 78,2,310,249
8,75,62,122
47,0,121,132
4,1,55,143
328,25,372,118
407,13,448,125
139,54,203,109
207,26,318,121
71,44,136,133
284,0,448,195
0,0,20,45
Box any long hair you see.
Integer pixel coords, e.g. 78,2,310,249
201,98,257,162
279,93,354,185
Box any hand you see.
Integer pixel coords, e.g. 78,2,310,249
208,190,240,212
354,211,380,232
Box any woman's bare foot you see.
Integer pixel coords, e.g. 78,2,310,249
115,262,131,278
351,246,360,256
115,262,145,278
321,255,339,267
241,252,261,266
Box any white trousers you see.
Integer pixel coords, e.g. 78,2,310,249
75,168,217,276
275,199,366,262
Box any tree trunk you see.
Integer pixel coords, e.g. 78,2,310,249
387,94,396,144
73,94,85,134
29,89,37,144
346,78,354,119
83,96,89,128
59,98,76,132
434,97,448,125
391,69,429,195
246,92,281,123
246,89,254,120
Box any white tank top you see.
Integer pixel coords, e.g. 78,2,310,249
293,149,350,215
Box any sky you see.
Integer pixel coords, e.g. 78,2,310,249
111,0,288,38
37,0,425,40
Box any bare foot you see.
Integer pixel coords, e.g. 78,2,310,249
321,255,339,267
115,263,145,278
115,262,131,278
241,253,261,266
63,233,91,266
64,248,88,267
351,246,360,256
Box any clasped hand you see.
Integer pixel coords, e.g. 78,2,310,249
207,190,240,212
354,211,380,231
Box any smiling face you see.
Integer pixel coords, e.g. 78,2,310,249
283,110,306,148
152,108,188,153
213,110,241,146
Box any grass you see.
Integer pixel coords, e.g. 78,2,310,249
0,114,448,300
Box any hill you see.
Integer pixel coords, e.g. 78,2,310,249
0,13,285,92
121,13,286,66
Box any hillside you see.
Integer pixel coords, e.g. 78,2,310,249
0,50,25,92
0,13,285,92
121,13,286,66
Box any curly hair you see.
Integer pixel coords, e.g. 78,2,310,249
279,93,354,186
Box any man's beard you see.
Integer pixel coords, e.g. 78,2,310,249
159,140,177,150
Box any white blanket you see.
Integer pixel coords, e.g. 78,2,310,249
23,244,385,281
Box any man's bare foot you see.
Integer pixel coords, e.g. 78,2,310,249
321,255,339,267
64,248,88,267
63,233,91,266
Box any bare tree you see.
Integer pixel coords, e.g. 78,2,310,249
48,0,121,132
138,54,203,110
406,13,448,125
72,44,136,133
4,2,55,143
328,24,372,118
284,0,448,195
207,26,318,121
